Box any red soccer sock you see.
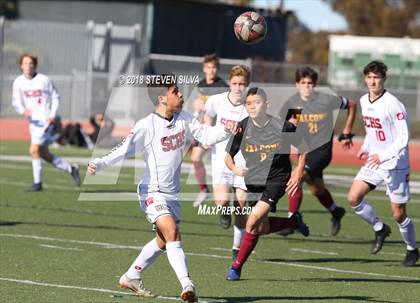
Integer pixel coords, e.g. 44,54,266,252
314,189,336,211
288,187,303,213
232,232,259,271
268,216,297,234
192,161,207,192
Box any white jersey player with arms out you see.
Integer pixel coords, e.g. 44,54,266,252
12,53,80,191
347,60,418,266
87,77,236,302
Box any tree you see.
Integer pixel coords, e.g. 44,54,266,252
324,0,420,38
0,0,17,19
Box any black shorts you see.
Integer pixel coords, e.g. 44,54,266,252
246,172,290,212
305,141,332,179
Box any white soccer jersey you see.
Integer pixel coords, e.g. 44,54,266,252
360,90,410,170
93,110,230,194
205,92,248,156
12,73,60,123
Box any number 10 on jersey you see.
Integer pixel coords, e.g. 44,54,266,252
375,130,386,141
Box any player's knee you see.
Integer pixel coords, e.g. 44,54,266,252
29,145,40,158
245,218,260,234
391,209,406,224
309,186,323,196
347,191,361,206
162,228,178,242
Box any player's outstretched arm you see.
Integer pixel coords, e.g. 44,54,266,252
87,121,147,175
189,116,235,146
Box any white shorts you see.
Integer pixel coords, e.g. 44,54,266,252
139,191,181,224
29,122,48,145
355,166,411,203
211,153,246,190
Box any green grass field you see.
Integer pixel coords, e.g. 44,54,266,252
0,141,419,303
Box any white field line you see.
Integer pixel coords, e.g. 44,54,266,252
290,248,339,256
0,233,142,250
210,247,256,254
2,154,419,194
0,163,133,179
379,252,406,257
1,233,419,282
39,244,84,251
0,277,226,303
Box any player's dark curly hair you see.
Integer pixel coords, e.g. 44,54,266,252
363,60,387,78
246,87,267,102
147,74,177,105
295,66,318,85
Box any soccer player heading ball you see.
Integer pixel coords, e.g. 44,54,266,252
347,61,418,266
87,75,238,302
12,53,81,191
225,87,310,281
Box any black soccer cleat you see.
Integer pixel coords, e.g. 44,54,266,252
219,214,231,229
331,206,346,236
71,164,81,186
371,224,391,254
401,248,419,267
291,212,309,237
27,183,43,192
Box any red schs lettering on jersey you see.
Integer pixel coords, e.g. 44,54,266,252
161,130,185,152
220,118,237,128
24,89,42,98
362,116,382,129
397,113,405,120
145,197,154,206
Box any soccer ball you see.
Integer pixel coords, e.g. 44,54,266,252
234,11,267,45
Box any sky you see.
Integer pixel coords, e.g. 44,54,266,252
251,0,348,32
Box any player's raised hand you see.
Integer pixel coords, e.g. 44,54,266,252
87,161,97,175
224,121,239,134
338,133,354,150
232,165,248,176
366,154,381,170
357,149,369,160
288,117,298,127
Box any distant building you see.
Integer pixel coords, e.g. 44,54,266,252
328,35,420,90
14,0,288,61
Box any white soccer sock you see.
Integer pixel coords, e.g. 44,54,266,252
51,155,72,173
32,159,43,184
126,238,164,280
232,225,245,250
352,199,384,232
166,241,191,289
398,217,417,251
